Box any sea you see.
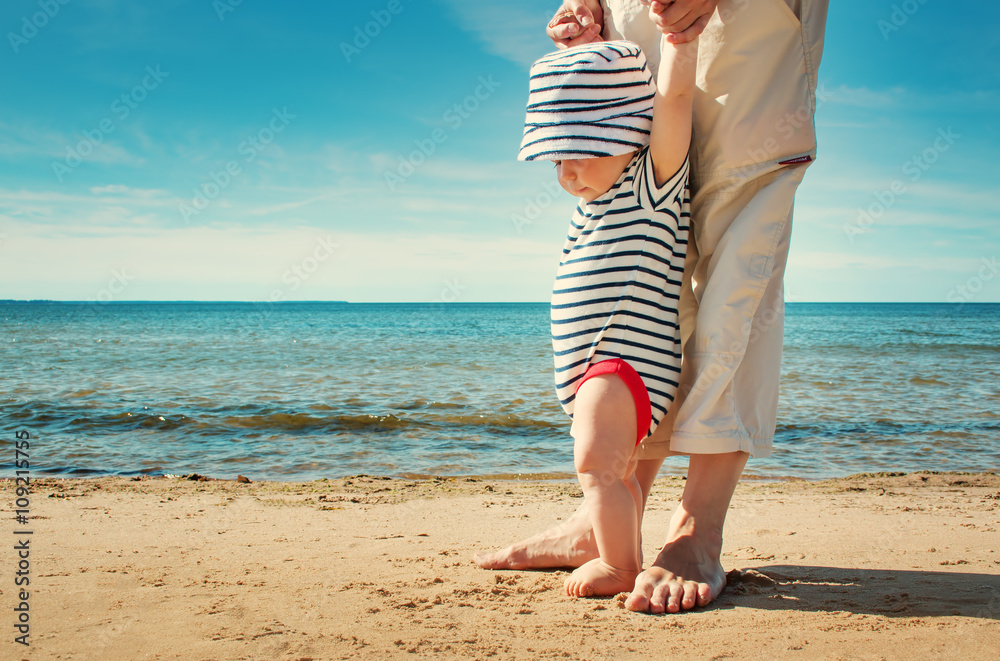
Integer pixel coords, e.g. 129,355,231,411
1,301,997,481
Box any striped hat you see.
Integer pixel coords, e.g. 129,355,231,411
518,40,656,162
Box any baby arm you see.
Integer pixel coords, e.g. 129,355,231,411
648,33,697,187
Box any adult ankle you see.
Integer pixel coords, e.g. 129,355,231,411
668,507,724,548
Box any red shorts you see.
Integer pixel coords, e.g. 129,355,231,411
574,358,652,446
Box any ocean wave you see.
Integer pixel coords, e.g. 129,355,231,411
895,329,959,337
222,412,419,432
774,419,1000,440
908,376,950,386
0,403,563,437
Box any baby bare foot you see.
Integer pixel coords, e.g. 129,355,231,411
474,507,598,570
624,533,726,613
564,558,639,598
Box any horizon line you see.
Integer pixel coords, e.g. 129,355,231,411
2,300,998,305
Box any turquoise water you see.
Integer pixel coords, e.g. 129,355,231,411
1,301,997,480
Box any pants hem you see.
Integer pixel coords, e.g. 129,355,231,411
639,434,773,459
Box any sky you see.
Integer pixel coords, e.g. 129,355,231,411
0,0,998,303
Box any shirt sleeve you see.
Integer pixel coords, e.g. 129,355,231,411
631,146,689,213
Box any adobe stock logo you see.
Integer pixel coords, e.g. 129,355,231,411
843,126,959,242
877,0,931,41
384,75,501,192
213,0,245,21
51,65,170,182
7,0,73,54
946,257,999,308
179,107,295,223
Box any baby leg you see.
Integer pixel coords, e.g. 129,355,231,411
564,372,643,597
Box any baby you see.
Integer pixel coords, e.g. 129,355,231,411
517,34,696,596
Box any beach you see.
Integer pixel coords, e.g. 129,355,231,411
6,471,999,660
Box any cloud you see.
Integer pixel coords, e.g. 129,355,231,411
0,121,145,167
824,85,906,108
0,186,174,207
91,184,131,194
804,174,1000,220
0,186,181,233
439,0,557,68
246,195,329,216
823,84,1000,113
0,224,560,302
787,251,988,273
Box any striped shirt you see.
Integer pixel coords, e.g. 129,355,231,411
551,146,690,439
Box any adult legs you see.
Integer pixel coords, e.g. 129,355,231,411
473,397,747,613
473,447,747,612
473,402,673,572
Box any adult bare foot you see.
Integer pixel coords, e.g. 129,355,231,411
623,530,725,613
624,450,747,613
565,558,639,597
473,504,598,570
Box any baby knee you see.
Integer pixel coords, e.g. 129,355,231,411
574,443,634,482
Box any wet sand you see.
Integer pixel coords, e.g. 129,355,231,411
4,471,1000,660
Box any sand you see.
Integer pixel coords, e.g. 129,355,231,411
3,471,999,660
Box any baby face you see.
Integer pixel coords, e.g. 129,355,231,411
554,151,636,203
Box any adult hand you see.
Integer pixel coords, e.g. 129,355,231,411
642,0,718,43
547,0,604,49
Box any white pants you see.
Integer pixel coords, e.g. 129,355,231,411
601,0,830,458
